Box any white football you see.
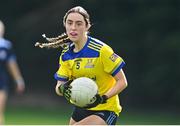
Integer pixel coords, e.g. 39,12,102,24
70,77,98,107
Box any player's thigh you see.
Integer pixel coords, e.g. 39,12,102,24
0,91,7,112
74,115,107,125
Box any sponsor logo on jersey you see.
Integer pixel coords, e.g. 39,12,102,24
85,59,94,68
109,53,119,62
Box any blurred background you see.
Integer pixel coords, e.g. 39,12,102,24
1,0,180,125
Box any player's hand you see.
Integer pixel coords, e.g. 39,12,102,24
83,94,108,109
58,80,73,101
15,79,25,94
16,84,25,94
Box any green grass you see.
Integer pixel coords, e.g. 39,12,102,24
5,106,71,125
5,106,180,125
119,110,180,125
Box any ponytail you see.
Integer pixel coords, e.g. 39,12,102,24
35,33,70,49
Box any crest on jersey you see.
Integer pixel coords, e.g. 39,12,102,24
85,59,94,68
109,53,119,62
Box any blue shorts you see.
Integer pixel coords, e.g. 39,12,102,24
0,75,8,91
71,106,118,125
0,81,8,91
0,83,8,91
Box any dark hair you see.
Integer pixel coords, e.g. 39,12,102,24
35,6,91,49
63,6,91,27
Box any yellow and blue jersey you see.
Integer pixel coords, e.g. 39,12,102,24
54,36,125,115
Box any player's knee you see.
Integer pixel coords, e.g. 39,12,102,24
69,118,77,125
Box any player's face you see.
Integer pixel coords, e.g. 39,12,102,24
65,12,88,43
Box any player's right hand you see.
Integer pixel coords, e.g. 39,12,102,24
58,80,73,101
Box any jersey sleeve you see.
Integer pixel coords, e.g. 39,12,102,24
101,45,125,76
54,55,71,81
2,40,16,62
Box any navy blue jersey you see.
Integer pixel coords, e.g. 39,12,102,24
0,38,16,89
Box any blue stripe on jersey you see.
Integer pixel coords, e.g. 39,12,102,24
61,36,101,61
112,61,125,76
54,73,68,81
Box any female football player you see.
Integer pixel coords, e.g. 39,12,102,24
35,6,127,125
0,20,25,124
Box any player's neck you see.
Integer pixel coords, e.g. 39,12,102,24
73,35,88,52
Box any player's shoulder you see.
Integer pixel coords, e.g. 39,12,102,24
88,36,113,53
0,38,12,49
60,42,74,61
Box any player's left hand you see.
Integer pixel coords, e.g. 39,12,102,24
83,94,108,109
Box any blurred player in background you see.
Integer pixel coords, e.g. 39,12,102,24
35,6,127,125
0,20,25,124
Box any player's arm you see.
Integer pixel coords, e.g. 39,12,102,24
104,69,128,99
7,59,25,94
101,46,127,99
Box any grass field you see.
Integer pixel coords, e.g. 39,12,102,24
5,106,180,125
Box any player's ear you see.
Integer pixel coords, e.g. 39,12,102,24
86,23,91,31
